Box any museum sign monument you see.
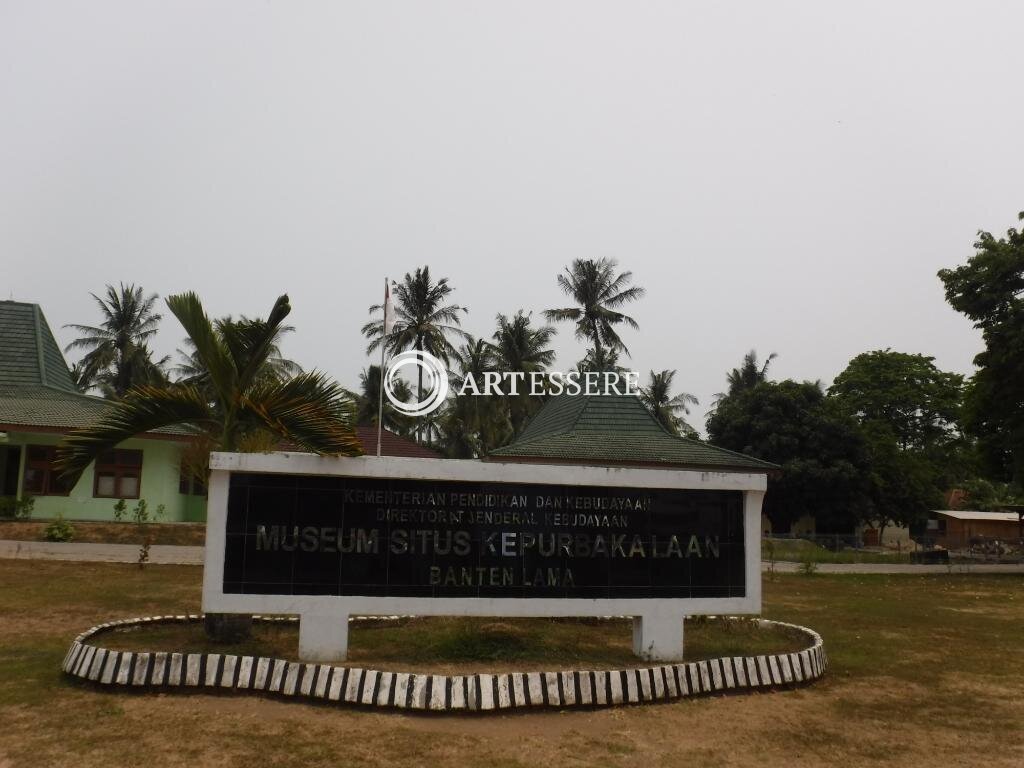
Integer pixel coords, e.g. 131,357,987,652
202,392,775,663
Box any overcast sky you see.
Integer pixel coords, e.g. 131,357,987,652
3,1,1022,433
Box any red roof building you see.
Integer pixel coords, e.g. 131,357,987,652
353,426,443,459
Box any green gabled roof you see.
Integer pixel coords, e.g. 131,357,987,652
0,301,78,392
487,393,776,473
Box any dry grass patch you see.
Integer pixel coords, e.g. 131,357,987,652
1,560,1023,767
97,614,807,673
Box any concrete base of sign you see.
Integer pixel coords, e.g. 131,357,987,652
294,614,685,663
299,614,350,662
632,615,684,662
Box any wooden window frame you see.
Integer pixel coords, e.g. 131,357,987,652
22,445,72,496
93,449,143,499
178,466,208,497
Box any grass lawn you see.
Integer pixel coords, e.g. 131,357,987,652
98,615,807,674
764,537,913,564
1,560,1022,767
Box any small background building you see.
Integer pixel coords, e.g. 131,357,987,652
928,509,1023,549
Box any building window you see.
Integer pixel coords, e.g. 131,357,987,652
22,445,73,496
178,465,207,497
93,449,143,499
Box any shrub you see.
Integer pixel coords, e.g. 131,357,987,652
797,551,819,576
113,498,165,567
43,515,74,542
0,495,35,520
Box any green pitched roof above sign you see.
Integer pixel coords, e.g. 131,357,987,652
487,392,776,473
0,300,112,430
0,301,79,392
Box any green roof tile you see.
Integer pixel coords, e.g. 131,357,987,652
0,385,111,429
488,393,776,473
0,301,77,392
0,301,185,437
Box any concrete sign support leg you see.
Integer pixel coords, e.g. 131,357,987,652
298,614,349,662
632,615,684,662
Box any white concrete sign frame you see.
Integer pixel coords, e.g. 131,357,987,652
203,452,767,663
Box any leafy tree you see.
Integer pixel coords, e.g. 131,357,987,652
859,421,942,541
361,267,469,409
639,369,699,438
707,380,872,533
960,477,1024,511
829,349,966,536
938,212,1024,485
64,284,169,397
491,311,556,436
544,258,644,361
829,350,963,450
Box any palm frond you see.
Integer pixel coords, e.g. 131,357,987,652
166,292,237,405
55,385,215,481
233,296,293,390
242,372,363,456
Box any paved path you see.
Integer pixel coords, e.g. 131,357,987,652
0,539,204,565
765,560,1024,574
1,539,1022,573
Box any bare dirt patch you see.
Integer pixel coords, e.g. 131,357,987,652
0,520,205,546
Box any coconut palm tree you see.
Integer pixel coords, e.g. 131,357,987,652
173,315,302,397
490,311,556,436
56,292,362,479
576,345,628,375
361,267,469,439
56,292,361,642
544,258,644,361
640,369,700,438
350,365,415,436
64,284,169,397
713,350,778,405
437,338,510,457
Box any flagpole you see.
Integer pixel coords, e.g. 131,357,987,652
376,276,387,457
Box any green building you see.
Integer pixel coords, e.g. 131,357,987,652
0,301,206,522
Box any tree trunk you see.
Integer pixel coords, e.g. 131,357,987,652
204,613,252,643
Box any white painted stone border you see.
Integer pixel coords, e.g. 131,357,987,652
61,615,827,711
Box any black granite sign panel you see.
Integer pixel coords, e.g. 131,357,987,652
222,473,746,599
